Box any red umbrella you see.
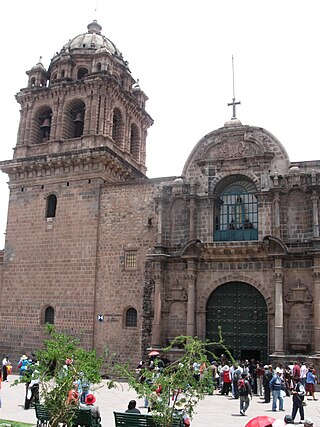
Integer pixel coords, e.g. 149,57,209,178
148,350,160,357
245,416,276,427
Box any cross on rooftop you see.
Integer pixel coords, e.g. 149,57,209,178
227,55,241,119
227,97,241,119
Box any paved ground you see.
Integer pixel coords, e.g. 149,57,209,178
1,376,320,426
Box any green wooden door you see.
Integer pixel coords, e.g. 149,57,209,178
206,282,268,362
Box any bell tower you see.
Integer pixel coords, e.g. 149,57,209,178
7,19,153,181
0,21,153,359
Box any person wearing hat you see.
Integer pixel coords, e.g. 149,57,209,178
304,418,313,427
262,365,273,403
173,398,191,426
221,365,232,396
17,354,30,378
291,376,306,424
80,393,101,422
272,414,292,427
269,367,285,412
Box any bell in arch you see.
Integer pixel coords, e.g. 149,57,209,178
40,118,51,128
74,112,84,123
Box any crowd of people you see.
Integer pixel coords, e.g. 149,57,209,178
1,351,318,426
212,356,317,424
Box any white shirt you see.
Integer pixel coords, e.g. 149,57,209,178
300,364,307,379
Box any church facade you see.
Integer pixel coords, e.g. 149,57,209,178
1,21,320,368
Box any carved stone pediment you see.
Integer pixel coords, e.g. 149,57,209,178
262,235,288,255
285,279,313,304
206,139,263,161
180,239,203,258
165,280,187,302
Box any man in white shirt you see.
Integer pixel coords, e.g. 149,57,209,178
300,361,307,387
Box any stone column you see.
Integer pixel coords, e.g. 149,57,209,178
51,98,60,140
186,260,196,337
189,198,195,240
274,192,280,238
274,258,284,353
156,199,163,245
313,259,320,353
151,268,162,347
312,191,319,238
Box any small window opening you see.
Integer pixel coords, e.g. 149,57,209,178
46,194,57,218
45,306,54,324
125,308,137,327
125,250,137,269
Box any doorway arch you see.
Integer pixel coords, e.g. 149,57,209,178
206,282,268,362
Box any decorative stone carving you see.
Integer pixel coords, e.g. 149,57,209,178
285,279,313,304
165,280,187,302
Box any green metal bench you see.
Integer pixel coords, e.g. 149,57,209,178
34,404,51,427
114,411,183,427
73,408,102,427
35,404,101,427
114,412,156,427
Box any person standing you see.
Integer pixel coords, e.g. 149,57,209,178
221,365,232,396
292,361,301,382
17,355,30,378
2,355,10,382
305,366,318,400
238,373,252,416
269,367,285,411
291,377,305,424
263,365,273,403
300,361,307,387
255,362,265,397
232,364,243,399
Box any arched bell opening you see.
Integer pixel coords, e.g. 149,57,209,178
62,99,86,139
32,106,53,144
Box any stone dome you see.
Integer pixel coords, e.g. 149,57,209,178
31,59,46,71
50,20,123,66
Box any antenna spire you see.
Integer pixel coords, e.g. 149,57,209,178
227,55,241,120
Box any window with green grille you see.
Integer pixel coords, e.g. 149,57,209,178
214,180,258,241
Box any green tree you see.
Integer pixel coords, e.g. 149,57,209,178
115,332,234,427
15,325,103,427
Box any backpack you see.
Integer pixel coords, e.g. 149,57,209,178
238,379,248,396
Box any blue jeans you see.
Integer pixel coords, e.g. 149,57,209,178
272,389,284,411
240,396,250,413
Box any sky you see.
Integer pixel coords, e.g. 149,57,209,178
0,0,320,249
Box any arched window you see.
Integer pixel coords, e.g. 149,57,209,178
62,99,86,139
45,306,55,324
96,62,102,72
77,67,88,80
32,106,53,144
130,123,140,160
112,108,123,146
125,308,137,327
46,194,57,218
214,177,258,241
